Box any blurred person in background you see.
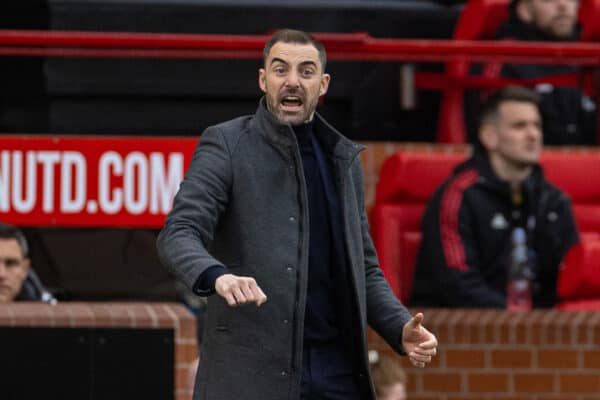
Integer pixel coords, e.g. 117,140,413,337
478,0,596,145
369,350,407,400
0,223,55,303
411,86,579,308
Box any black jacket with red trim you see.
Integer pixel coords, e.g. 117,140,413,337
410,155,579,308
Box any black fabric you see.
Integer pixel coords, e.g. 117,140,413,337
295,122,340,343
15,269,48,301
193,264,227,296
411,155,580,308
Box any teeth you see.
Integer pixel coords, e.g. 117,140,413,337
283,96,300,101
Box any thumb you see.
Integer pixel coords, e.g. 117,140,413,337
409,312,424,328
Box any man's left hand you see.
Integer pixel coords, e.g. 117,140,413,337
401,312,438,368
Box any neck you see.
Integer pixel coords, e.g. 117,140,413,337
488,153,533,189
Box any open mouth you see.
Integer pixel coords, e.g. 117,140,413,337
280,95,303,110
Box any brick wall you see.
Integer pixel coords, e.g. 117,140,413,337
0,302,197,400
368,308,600,400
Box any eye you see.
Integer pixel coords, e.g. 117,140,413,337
301,68,315,77
4,259,21,268
273,66,287,75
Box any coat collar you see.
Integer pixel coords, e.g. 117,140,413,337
252,96,363,161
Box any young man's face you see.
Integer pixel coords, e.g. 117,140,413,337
259,41,330,125
0,238,30,303
485,100,543,167
523,0,579,39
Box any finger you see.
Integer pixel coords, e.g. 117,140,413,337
410,312,424,327
412,346,437,357
250,283,268,306
232,286,247,304
410,358,426,368
223,292,237,306
409,352,432,363
418,337,438,350
240,282,256,303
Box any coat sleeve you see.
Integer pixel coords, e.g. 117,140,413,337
351,159,413,354
418,185,506,308
156,126,232,294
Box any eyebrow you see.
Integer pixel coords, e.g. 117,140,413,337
270,58,318,68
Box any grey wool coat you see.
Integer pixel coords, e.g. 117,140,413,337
157,98,412,399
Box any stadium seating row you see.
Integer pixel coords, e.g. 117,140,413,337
371,148,600,309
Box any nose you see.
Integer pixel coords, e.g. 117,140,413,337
285,70,300,88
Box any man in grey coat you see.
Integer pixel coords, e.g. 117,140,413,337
157,29,437,400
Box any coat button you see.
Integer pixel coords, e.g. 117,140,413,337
283,319,289,324
285,264,293,272
289,216,296,222
280,370,287,376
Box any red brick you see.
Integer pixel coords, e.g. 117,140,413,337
538,349,578,369
467,373,509,392
560,374,600,393
508,311,530,344
537,397,579,400
176,342,199,364
175,365,192,393
127,303,156,328
89,304,112,327
446,349,485,368
0,305,16,326
514,373,555,393
66,303,95,327
422,372,461,392
584,351,600,369
493,311,513,344
490,349,532,368
543,309,563,345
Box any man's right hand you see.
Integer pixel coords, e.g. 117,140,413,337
215,274,267,307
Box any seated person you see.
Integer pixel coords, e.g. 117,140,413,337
411,86,579,308
0,223,55,303
468,0,596,145
369,350,407,400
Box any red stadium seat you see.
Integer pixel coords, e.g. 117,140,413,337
437,0,510,143
558,237,600,302
372,150,469,301
372,149,600,305
579,0,600,41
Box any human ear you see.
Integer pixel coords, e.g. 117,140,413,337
319,73,331,97
258,68,267,93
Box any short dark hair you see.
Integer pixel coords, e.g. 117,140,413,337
0,223,29,258
479,85,540,128
263,29,327,72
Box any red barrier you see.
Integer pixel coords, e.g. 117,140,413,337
1,30,600,65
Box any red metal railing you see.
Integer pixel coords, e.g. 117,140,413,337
0,29,600,65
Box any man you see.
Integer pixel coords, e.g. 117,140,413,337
411,86,580,308
0,223,53,303
157,29,437,399
481,0,596,145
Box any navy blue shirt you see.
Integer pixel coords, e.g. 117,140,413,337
294,122,339,343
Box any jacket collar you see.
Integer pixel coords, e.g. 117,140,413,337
457,154,545,196
252,96,363,161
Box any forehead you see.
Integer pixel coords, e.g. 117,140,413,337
266,42,321,67
498,101,540,122
0,238,23,257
